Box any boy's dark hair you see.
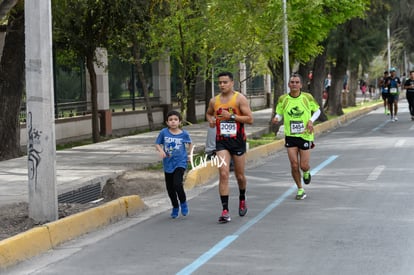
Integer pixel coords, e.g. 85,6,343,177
218,71,233,80
166,110,182,121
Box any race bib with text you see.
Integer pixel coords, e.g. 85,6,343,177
290,121,305,134
220,121,237,136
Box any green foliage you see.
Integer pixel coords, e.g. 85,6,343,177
108,58,131,99
55,67,84,101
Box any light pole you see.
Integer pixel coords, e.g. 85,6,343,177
387,15,391,70
25,0,58,222
282,0,290,93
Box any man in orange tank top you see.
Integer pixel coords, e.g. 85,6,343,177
206,72,254,223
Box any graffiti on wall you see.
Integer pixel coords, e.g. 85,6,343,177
27,112,42,190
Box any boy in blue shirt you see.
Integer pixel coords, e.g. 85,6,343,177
155,110,193,218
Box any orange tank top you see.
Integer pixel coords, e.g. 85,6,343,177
214,91,245,140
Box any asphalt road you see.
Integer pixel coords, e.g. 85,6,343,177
7,101,414,275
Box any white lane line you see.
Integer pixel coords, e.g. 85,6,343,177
395,139,406,147
176,155,339,275
371,120,389,132
367,165,385,181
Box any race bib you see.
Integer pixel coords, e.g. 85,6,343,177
220,121,237,136
390,88,398,94
290,121,305,134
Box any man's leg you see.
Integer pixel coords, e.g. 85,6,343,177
299,149,311,173
233,154,246,190
233,154,247,216
216,150,232,222
394,99,399,119
287,147,301,189
388,97,394,119
216,150,232,198
299,148,311,184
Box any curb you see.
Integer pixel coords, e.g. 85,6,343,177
0,195,146,270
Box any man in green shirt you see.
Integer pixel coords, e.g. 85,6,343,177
272,74,321,200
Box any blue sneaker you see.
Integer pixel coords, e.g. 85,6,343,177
181,202,189,216
171,207,179,219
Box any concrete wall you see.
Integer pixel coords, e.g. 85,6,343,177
20,95,267,147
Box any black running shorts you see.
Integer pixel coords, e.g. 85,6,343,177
216,138,246,156
285,136,313,150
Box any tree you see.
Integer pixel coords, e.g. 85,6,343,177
109,0,159,131
290,0,370,116
0,1,24,160
52,0,137,143
149,0,209,124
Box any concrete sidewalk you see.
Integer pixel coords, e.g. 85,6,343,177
0,108,272,208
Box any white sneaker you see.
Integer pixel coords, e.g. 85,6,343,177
394,116,398,121
391,116,395,122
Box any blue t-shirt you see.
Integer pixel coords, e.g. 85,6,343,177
155,128,192,173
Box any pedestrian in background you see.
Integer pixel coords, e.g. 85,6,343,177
206,71,254,223
379,71,390,115
386,68,401,122
272,74,321,200
404,70,414,120
155,110,192,219
323,73,331,109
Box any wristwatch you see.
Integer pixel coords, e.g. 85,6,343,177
230,114,236,120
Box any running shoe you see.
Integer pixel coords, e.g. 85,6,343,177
303,171,311,185
218,210,231,223
394,116,398,121
181,202,189,216
295,189,307,200
391,116,395,122
171,207,179,219
239,200,248,216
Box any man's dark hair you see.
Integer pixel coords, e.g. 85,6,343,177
290,73,303,84
218,71,233,80
166,110,182,121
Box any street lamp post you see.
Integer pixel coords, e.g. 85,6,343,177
282,0,290,93
25,0,58,222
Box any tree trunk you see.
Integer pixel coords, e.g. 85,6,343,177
85,53,100,143
267,59,284,134
204,68,213,117
185,54,199,124
298,63,313,93
0,5,24,160
132,41,154,130
349,68,359,107
311,50,328,122
186,77,197,123
330,44,348,115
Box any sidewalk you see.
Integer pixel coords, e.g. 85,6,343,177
0,108,272,208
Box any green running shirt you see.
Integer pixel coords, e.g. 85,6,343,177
276,92,320,141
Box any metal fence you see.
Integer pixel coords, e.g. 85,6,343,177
19,96,161,123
